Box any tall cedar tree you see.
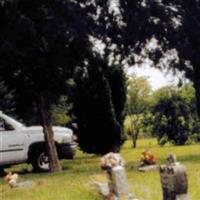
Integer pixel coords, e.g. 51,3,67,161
105,65,127,127
0,0,91,172
74,61,126,154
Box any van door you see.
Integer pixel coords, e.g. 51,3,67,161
0,118,27,165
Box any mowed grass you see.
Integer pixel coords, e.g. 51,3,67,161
0,138,200,200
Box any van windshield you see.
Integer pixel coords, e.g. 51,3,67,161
0,113,24,130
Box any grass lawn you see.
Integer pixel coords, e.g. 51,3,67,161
0,138,200,200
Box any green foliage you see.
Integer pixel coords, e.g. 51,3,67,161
51,96,72,126
116,0,200,117
0,81,15,115
178,84,196,105
152,93,193,145
151,86,177,106
95,0,200,118
126,75,152,115
124,113,154,147
0,0,92,117
74,63,126,154
105,65,127,126
179,84,200,142
125,75,154,147
52,109,71,127
124,114,144,148
151,84,200,145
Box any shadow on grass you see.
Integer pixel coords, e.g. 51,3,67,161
73,156,99,164
0,164,73,177
62,160,101,174
0,167,33,177
157,154,200,165
178,154,200,162
3,159,99,177
126,161,140,171
0,167,6,177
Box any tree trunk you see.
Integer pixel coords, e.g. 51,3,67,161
40,96,62,172
132,132,138,148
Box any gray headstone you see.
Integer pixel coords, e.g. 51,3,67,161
107,166,129,198
160,164,189,200
176,194,190,200
100,153,137,200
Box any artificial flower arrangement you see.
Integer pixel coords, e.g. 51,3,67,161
4,172,19,188
140,149,157,166
100,152,124,170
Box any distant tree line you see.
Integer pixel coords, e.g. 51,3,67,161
125,75,200,147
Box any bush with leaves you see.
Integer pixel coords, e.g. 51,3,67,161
124,113,154,148
152,93,193,145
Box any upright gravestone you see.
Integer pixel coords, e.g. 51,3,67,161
107,166,129,198
160,154,189,200
100,153,137,200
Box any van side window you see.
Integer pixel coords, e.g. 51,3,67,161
0,119,5,131
0,118,14,131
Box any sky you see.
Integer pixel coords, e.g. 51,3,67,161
127,65,182,91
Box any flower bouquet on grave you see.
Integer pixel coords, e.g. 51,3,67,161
140,149,157,166
100,152,124,170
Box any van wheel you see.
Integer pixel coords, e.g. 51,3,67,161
31,151,50,172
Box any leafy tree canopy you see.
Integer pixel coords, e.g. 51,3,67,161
96,0,200,117
126,75,152,114
0,0,92,104
152,84,200,145
152,93,192,145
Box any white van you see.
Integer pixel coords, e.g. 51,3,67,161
0,111,76,171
